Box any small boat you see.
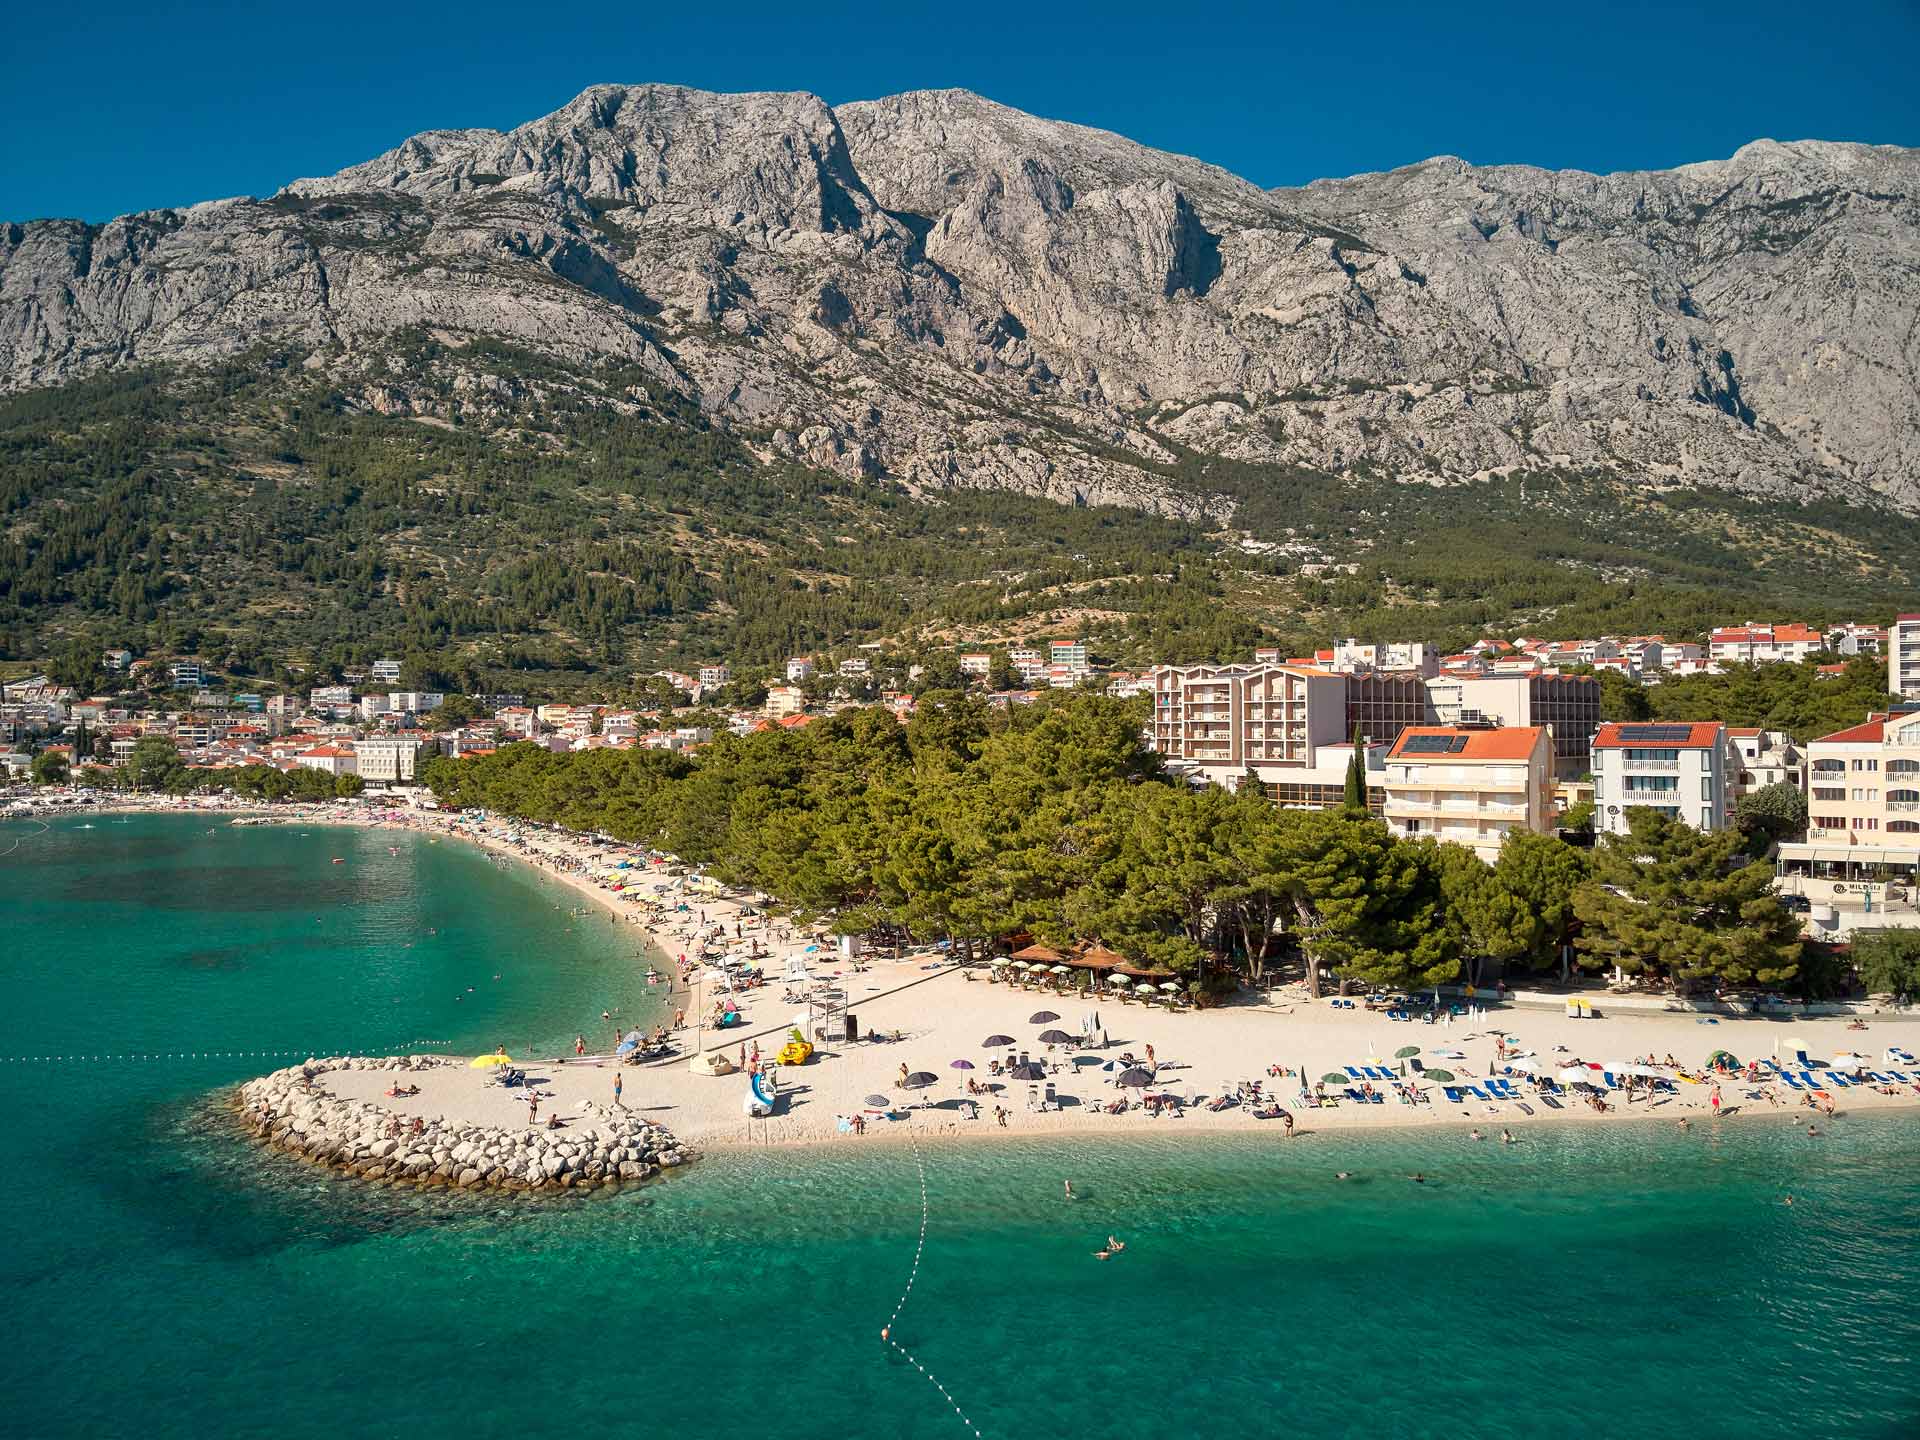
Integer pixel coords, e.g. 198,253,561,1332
331,857,345,864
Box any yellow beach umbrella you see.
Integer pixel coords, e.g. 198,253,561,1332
470,1053,513,1068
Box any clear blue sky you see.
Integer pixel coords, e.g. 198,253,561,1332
6,0,1918,222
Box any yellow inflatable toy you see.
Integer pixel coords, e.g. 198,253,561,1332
777,1027,814,1066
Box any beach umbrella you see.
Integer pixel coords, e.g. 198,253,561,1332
1009,1062,1048,1081
865,1094,893,1107
950,1059,975,1070
983,1034,1016,1048
1394,1045,1422,1060
1828,1053,1869,1069
903,1071,939,1088
1116,1068,1155,1087
1037,1029,1075,1045
1050,964,1072,975
1134,982,1157,993
1160,982,1183,993
470,1054,513,1068
989,956,1010,966
1422,1068,1456,1083
1320,1071,1349,1085
1029,1011,1061,1024
1011,960,1030,970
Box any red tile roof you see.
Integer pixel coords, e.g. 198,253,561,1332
1389,726,1548,762
1813,715,1888,744
1592,721,1725,750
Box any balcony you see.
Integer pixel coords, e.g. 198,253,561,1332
1621,758,1680,772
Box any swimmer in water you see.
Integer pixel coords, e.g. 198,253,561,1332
1064,1180,1075,1201
1105,1236,1125,1253
1408,1172,1427,1184
1501,1129,1515,1145
1469,1128,1483,1140
1335,1172,1351,1181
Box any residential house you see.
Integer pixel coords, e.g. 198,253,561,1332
1380,725,1557,862
785,657,815,683
1590,721,1733,835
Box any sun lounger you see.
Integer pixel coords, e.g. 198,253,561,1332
1442,1087,1466,1104
1484,1079,1521,1099
1779,1073,1806,1090
1815,1071,1853,1088
1465,1084,1491,1100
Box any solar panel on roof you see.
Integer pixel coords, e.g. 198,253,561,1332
1400,733,1472,754
1617,724,1694,742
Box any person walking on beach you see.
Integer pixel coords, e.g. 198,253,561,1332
574,1035,585,1057
613,1073,625,1109
527,1095,539,1127
1710,1084,1722,1116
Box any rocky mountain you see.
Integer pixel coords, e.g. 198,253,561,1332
3,84,1916,517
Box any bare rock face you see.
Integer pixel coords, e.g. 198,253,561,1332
2,84,1915,513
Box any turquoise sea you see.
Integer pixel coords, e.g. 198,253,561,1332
4,813,1919,1439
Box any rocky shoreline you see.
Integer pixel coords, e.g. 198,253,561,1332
236,1055,691,1192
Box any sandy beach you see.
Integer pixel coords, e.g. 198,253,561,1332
69,796,1918,1153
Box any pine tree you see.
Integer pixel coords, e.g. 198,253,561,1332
1343,725,1367,814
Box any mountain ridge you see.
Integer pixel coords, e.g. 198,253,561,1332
2,83,1915,518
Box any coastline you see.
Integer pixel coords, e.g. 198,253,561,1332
35,800,1920,1161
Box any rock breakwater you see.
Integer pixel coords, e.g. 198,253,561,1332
237,1055,691,1191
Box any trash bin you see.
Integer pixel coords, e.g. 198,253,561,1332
845,1013,860,1043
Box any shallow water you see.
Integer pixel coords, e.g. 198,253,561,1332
4,815,1918,1439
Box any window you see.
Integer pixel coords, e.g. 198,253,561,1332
1853,758,1880,772
1813,815,1845,830
1852,817,1878,831
1813,787,1846,802
1623,748,1680,763
1891,821,1920,833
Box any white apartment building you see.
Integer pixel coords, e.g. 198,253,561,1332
1892,615,1920,700
698,665,731,689
1776,708,1920,937
370,659,403,683
784,657,814,683
1381,726,1556,862
1425,673,1601,779
168,660,206,688
764,685,806,718
1049,641,1090,672
1590,722,1733,835
387,691,443,714
354,736,427,785
958,653,992,677
1708,624,1824,666
1330,639,1439,677
1147,662,1349,793
836,658,869,678
294,744,358,777
359,694,391,720
1826,624,1883,656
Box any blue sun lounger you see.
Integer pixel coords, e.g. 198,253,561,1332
1442,1087,1466,1104
1484,1079,1522,1099
1778,1073,1807,1090
1816,1071,1854,1088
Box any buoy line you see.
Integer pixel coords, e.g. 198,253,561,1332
880,1119,984,1438
0,818,51,858
0,1039,453,1065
